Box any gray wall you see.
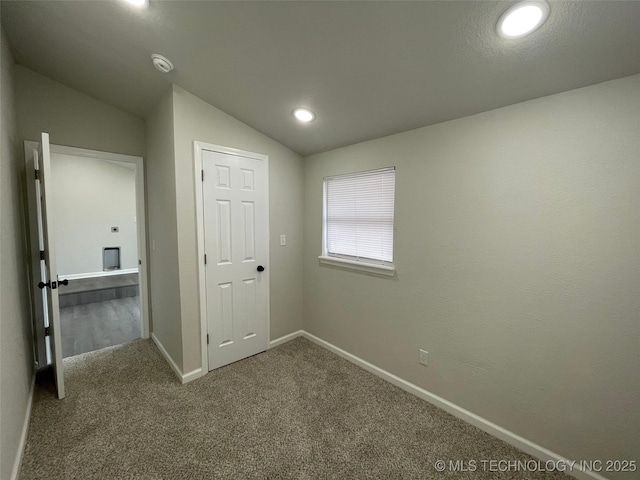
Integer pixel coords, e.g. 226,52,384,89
15,65,145,157
0,28,34,480
51,154,138,276
303,74,640,476
172,85,304,374
145,88,183,369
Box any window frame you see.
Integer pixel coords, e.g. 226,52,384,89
319,167,396,276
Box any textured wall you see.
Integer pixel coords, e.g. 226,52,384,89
14,66,145,157
303,75,640,478
0,28,34,480
144,89,183,369
172,85,305,374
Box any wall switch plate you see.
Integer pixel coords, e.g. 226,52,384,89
419,349,429,366
280,234,286,246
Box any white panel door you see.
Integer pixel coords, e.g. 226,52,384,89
25,142,49,368
26,133,66,398
202,149,269,370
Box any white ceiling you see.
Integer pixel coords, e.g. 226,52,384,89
2,1,639,156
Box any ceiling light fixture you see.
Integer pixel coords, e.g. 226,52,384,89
497,1,550,39
122,0,148,8
293,108,315,123
151,54,174,73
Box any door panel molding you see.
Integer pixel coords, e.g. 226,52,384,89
194,141,270,375
24,133,66,398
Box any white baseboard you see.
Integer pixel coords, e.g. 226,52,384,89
10,373,36,480
269,330,304,348
182,368,203,384
272,330,609,480
61,268,139,281
151,333,202,385
151,333,181,380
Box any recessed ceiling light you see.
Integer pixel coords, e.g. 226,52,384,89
293,108,315,123
151,54,174,73
122,0,148,8
497,1,550,39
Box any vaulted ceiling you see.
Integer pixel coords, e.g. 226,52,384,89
2,1,639,155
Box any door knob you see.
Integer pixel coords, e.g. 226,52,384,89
37,281,50,289
257,265,265,272
59,279,69,286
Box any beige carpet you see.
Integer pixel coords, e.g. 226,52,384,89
20,337,569,479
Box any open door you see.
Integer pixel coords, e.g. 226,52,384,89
25,133,65,399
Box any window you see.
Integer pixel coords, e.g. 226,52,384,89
320,167,396,275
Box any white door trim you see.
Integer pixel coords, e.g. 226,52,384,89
26,142,151,340
194,141,270,375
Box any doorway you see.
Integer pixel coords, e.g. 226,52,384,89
51,148,145,357
194,142,270,372
25,137,150,398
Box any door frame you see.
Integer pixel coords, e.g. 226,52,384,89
24,141,48,368
193,141,270,374
24,141,151,345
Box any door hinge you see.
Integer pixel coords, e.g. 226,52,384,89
201,170,204,181
40,250,45,261
207,334,209,345
34,169,40,180
44,326,50,337
204,254,207,265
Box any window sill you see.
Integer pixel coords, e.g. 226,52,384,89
318,255,395,277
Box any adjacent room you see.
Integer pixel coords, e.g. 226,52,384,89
51,151,144,358
1,1,638,480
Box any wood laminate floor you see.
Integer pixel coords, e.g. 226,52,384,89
60,296,141,358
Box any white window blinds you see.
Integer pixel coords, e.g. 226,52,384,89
324,167,396,264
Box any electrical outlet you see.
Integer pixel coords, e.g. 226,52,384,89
419,349,429,366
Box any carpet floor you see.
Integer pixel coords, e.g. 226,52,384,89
20,337,569,479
